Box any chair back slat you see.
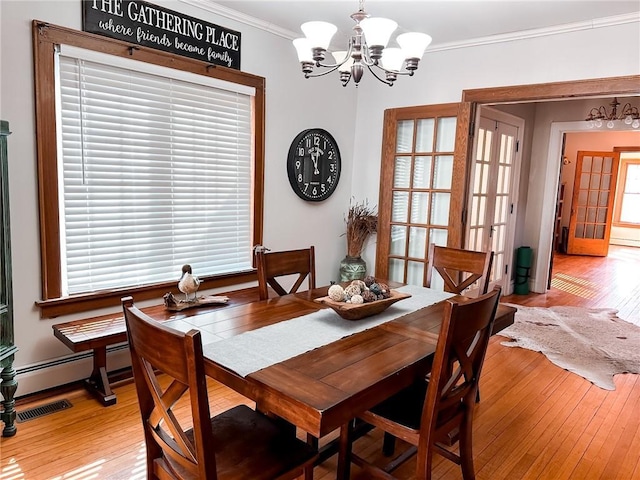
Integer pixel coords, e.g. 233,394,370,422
426,243,494,295
256,246,316,300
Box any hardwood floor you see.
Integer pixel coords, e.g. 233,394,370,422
2,245,639,480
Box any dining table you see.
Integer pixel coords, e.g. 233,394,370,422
148,282,516,479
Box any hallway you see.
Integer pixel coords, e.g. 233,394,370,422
502,244,640,325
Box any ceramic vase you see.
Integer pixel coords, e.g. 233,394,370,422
339,255,367,282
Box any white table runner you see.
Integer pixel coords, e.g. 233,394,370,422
202,285,455,377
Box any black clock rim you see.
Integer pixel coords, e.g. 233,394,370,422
287,128,341,202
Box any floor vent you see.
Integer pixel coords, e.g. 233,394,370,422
17,399,73,422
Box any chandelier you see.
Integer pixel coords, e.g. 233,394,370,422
585,97,640,129
292,0,431,87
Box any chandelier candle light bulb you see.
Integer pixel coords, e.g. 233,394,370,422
293,0,432,87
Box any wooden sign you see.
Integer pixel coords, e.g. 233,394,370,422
82,0,241,69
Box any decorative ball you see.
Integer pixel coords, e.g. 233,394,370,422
328,284,345,301
344,284,362,298
363,275,377,287
350,294,364,304
361,290,377,303
350,279,367,292
369,283,382,296
378,283,391,298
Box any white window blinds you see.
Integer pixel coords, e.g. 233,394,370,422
57,50,254,295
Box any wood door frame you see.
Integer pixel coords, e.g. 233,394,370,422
454,75,640,292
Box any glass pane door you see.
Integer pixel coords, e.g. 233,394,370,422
386,115,457,288
567,151,620,256
466,109,521,294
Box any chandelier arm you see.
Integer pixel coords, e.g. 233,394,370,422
316,36,356,70
620,103,640,119
304,64,344,79
372,62,415,77
360,46,377,67
365,63,394,86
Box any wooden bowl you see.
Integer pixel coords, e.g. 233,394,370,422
314,290,412,320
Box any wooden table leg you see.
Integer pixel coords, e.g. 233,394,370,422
84,346,116,406
336,421,353,480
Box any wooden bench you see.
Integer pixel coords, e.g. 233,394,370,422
53,287,261,406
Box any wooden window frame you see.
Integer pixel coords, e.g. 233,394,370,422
613,147,640,228
32,21,265,318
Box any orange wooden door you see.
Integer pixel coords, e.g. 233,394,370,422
567,151,620,256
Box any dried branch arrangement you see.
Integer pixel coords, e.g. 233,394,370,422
345,201,378,257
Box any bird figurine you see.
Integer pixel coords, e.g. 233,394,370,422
178,264,200,302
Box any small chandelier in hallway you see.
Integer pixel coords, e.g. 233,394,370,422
292,0,431,87
585,97,640,129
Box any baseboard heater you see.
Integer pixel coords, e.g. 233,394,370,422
16,343,129,376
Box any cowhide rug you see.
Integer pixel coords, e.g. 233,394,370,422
498,304,640,390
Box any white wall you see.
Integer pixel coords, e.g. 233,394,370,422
0,0,357,395
1,1,639,396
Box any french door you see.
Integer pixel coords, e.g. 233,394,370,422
465,108,522,295
375,104,462,289
567,151,620,256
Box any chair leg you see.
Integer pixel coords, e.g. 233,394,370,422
382,432,397,456
414,442,433,480
304,465,314,480
458,415,476,480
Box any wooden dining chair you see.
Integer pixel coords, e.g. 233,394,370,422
122,296,317,480
337,286,502,480
426,243,494,295
255,246,316,300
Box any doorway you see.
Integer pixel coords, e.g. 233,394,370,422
559,136,640,257
466,106,523,295
550,128,640,260
457,75,640,293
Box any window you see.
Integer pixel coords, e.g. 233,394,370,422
33,22,265,317
614,154,640,226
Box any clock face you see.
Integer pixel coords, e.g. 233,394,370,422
287,128,341,202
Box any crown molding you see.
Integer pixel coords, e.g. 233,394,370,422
180,0,299,39
180,1,639,53
429,12,640,53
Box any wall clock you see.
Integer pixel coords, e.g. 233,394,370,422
287,128,341,202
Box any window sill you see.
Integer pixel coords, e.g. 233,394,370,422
612,222,640,229
36,270,257,319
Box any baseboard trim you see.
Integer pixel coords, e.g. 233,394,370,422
14,366,133,407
